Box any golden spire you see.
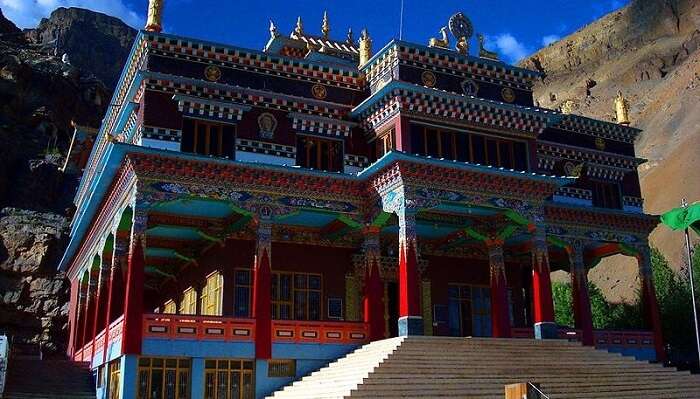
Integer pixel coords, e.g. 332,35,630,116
145,0,164,33
269,18,279,38
359,28,372,67
294,16,304,36
614,90,631,125
321,11,330,39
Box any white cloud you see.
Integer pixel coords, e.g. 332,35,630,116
484,33,531,64
541,34,560,47
0,0,144,29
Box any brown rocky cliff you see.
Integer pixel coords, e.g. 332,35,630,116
520,0,700,302
0,7,134,354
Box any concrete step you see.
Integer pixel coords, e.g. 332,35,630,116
267,337,698,399
3,358,95,398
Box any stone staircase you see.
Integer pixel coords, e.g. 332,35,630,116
268,336,700,398
2,358,95,399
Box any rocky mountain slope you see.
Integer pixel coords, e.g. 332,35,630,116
521,0,700,302
0,7,134,353
25,7,136,88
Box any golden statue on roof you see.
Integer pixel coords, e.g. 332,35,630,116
145,0,164,33
614,90,631,125
478,34,499,61
428,27,449,49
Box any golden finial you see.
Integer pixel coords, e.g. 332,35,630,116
478,34,499,61
346,27,354,44
294,16,304,36
359,28,372,67
560,99,576,114
571,163,585,178
614,90,631,125
321,11,330,39
269,19,279,39
456,36,468,54
145,0,164,33
428,27,449,48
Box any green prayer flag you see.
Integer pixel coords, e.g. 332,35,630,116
661,202,700,235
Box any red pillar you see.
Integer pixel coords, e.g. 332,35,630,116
252,221,272,359
399,242,421,317
102,242,126,362
532,233,556,339
108,257,125,323
92,258,110,341
638,248,666,362
121,236,145,355
67,278,80,356
487,241,511,338
569,241,593,346
393,115,411,153
365,258,385,341
397,210,422,336
81,270,97,348
74,280,88,351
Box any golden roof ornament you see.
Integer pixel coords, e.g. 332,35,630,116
145,0,164,33
321,11,330,39
428,27,449,49
293,16,304,37
346,27,354,44
614,90,631,125
456,36,469,54
269,19,280,39
359,29,372,67
560,99,576,114
478,34,499,61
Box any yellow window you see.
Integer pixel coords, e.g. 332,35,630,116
180,287,197,315
163,300,177,315
200,272,223,316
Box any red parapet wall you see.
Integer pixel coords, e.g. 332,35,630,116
594,330,654,349
141,314,368,345
93,330,106,354
142,314,256,341
73,315,125,362
271,320,369,345
108,315,124,347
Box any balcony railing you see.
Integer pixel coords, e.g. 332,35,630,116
73,315,124,362
142,314,369,345
142,314,256,341
271,320,368,345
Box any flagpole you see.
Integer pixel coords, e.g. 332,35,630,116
682,198,700,367
399,0,404,40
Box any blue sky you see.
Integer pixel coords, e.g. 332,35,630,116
2,0,627,63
